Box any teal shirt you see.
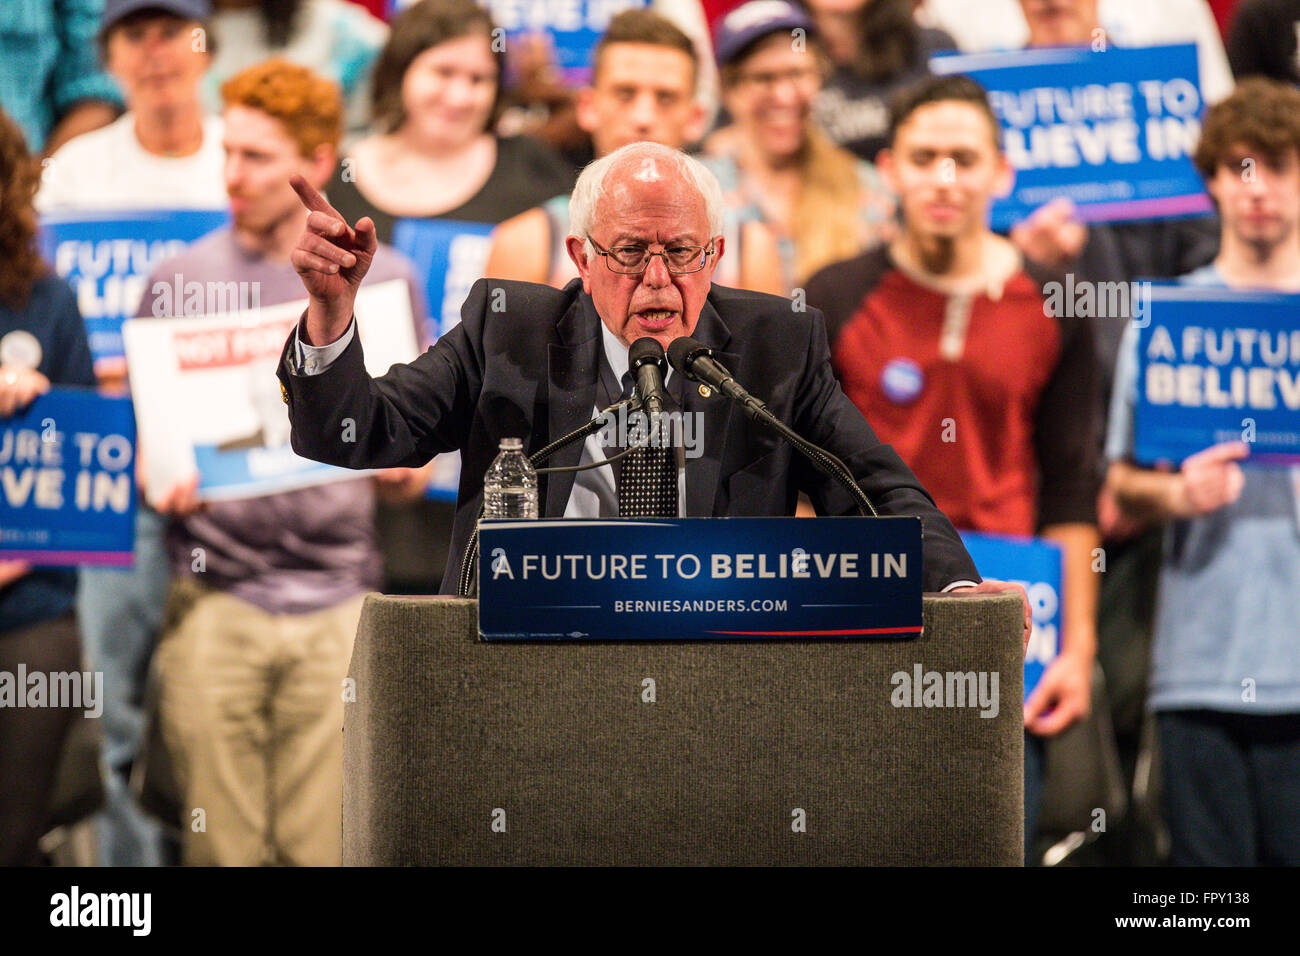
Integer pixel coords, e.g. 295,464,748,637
1106,265,1300,713
0,0,122,151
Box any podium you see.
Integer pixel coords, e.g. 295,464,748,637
343,592,1024,865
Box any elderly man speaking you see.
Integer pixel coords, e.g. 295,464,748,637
277,142,1018,613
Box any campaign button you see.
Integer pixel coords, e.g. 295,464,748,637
881,358,923,404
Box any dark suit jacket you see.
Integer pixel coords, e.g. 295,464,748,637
277,278,980,593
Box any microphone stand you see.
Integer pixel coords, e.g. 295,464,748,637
731,397,879,519
457,396,643,597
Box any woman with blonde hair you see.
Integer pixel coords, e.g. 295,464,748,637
704,0,895,292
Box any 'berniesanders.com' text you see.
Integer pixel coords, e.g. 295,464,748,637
614,599,788,613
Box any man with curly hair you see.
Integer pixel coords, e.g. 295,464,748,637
1105,77,1300,865
138,59,429,866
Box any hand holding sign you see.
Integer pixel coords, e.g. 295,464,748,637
0,366,50,417
0,560,31,589
289,174,376,347
152,472,202,518
1170,441,1248,517
1010,197,1087,269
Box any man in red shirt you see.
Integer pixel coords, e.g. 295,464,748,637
806,74,1101,855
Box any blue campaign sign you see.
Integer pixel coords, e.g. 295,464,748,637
960,531,1062,701
39,209,229,368
1135,285,1300,464
0,388,137,567
486,0,650,86
391,218,495,502
390,218,495,342
930,44,1212,230
478,516,922,641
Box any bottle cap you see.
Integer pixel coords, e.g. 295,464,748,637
500,437,523,451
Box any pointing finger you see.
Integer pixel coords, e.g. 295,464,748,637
290,174,342,219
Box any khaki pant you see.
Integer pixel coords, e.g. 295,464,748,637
155,580,364,866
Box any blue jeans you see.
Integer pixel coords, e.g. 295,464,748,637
1158,709,1300,865
76,505,172,866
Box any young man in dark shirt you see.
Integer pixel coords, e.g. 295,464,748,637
806,74,1101,854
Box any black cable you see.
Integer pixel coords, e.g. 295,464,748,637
730,393,877,517
535,432,653,474
457,397,645,596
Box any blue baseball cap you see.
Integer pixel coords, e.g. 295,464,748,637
100,0,212,38
714,0,816,67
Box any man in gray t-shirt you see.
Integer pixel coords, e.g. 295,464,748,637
1105,79,1300,866
141,61,429,866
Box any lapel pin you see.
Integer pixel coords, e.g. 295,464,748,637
698,384,712,398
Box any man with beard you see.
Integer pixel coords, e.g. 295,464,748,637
805,74,1101,858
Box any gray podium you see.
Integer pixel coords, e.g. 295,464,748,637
343,593,1024,865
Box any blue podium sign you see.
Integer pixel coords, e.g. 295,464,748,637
930,44,1211,230
477,516,923,641
1135,285,1300,464
960,531,1062,701
0,388,137,566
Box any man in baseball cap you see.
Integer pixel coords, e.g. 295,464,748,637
712,0,815,67
99,0,213,45
39,0,224,869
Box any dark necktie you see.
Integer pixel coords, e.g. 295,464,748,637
616,371,678,518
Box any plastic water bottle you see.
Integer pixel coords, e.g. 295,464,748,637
482,437,539,519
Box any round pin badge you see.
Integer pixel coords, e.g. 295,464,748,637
0,329,42,370
881,357,924,405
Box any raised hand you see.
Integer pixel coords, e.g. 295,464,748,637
289,174,377,345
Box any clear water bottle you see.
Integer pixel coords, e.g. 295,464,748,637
482,437,539,519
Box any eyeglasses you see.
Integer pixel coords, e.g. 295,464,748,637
587,236,716,275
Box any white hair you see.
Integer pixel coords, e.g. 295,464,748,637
568,142,725,253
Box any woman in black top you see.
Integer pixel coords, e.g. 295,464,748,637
326,0,575,240
0,108,96,865
327,0,575,595
803,0,956,163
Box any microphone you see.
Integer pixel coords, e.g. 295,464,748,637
629,337,669,417
667,337,766,418
667,336,878,518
